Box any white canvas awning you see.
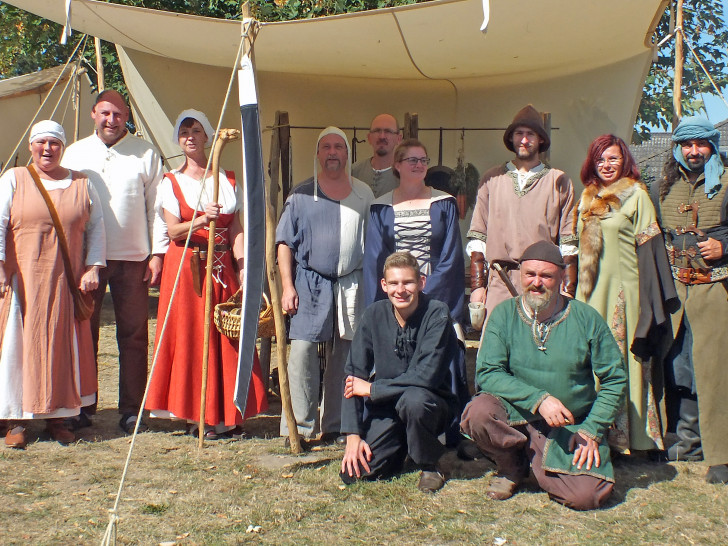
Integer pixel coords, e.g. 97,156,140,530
4,0,667,186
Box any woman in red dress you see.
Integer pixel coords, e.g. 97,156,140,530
146,109,267,438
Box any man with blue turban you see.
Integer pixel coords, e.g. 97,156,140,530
652,115,728,484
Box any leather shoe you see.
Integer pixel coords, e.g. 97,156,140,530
5,424,27,449
706,464,728,484
120,413,148,434
486,475,520,500
46,419,75,445
284,436,311,451
417,470,446,493
319,432,347,446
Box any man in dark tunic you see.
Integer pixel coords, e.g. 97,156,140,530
340,251,458,493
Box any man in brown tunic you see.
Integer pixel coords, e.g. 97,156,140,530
653,115,728,484
467,104,577,322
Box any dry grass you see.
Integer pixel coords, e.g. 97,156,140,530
0,293,726,545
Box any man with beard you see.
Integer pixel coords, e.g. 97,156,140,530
277,127,374,445
352,114,402,198
467,105,577,324
460,241,626,509
653,116,728,484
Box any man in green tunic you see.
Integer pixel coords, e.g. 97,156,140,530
654,116,728,484
460,241,626,510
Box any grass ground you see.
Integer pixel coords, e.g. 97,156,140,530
0,293,726,544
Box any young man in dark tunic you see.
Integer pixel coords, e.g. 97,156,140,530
340,251,458,493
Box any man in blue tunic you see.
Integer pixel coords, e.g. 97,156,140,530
276,127,374,444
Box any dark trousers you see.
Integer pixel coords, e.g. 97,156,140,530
354,387,452,480
461,393,613,510
90,259,149,415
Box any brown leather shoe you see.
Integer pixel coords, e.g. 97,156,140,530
46,419,75,445
5,424,27,449
417,470,446,493
486,475,520,500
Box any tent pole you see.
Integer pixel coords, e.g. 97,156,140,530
94,37,105,91
404,112,419,139
672,0,684,129
266,110,302,453
280,112,292,202
540,112,551,164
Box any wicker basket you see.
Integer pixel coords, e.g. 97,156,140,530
214,290,276,341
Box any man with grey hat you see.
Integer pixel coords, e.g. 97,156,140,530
467,104,577,326
653,115,728,484
460,241,626,509
276,127,374,445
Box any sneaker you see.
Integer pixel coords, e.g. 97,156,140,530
119,414,148,434
417,470,446,493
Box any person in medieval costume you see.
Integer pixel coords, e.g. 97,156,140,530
460,241,626,509
467,104,577,325
363,138,469,445
145,109,268,439
0,120,105,448
653,116,728,484
351,113,402,198
276,126,374,446
575,134,678,454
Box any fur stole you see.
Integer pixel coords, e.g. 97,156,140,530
576,178,646,299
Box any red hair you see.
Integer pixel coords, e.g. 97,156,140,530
580,134,640,187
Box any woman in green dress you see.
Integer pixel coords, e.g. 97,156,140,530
576,134,677,453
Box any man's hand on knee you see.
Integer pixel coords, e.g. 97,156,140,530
537,395,574,428
341,434,372,478
569,432,600,470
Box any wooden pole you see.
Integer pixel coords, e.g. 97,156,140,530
672,0,684,130
540,112,551,164
94,37,105,92
403,112,419,140
198,129,240,449
279,112,292,202
266,111,302,453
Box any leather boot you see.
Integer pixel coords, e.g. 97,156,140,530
562,254,578,298
666,396,703,461
486,449,529,500
470,251,487,291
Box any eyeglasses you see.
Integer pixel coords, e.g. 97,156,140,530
369,128,399,136
596,157,623,167
401,157,431,166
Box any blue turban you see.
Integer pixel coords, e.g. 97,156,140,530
672,116,725,199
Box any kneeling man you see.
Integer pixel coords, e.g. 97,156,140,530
461,241,626,510
340,251,458,492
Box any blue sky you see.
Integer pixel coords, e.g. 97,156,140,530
700,0,728,122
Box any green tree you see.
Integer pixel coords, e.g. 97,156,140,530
634,0,728,142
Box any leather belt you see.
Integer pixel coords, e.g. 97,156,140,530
179,241,230,253
676,267,713,285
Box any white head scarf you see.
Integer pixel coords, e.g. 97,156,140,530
172,109,216,149
29,120,66,146
313,126,363,201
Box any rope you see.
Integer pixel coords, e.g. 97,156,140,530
100,32,247,546
0,34,88,176
680,28,728,112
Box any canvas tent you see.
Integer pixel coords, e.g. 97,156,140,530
5,0,667,187
0,64,94,171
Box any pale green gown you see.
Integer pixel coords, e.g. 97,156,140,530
577,185,664,453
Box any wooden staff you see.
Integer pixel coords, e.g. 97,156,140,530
199,128,240,449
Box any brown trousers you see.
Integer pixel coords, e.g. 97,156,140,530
90,259,149,415
461,393,613,510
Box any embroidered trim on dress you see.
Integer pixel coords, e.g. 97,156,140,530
560,233,579,245
636,221,661,246
466,230,487,243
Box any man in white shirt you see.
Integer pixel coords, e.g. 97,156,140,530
63,89,164,434
351,114,402,198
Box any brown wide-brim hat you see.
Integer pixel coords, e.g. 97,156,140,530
503,104,550,153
